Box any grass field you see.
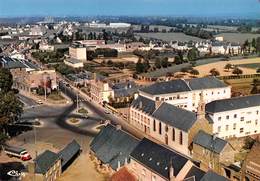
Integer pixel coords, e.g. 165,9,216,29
136,32,203,42
214,33,260,43
237,63,260,70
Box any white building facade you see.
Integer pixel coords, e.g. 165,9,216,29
206,95,260,139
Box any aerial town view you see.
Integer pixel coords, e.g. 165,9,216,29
1,0,260,181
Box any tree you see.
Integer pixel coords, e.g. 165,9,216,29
232,67,243,75
161,57,169,68
174,55,182,65
155,58,161,69
224,64,232,71
187,48,199,61
190,69,199,75
243,137,255,150
210,68,220,76
0,68,13,93
256,37,260,54
0,68,23,135
135,58,145,73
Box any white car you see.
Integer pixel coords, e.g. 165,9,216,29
37,100,43,104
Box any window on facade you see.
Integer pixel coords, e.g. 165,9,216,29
177,95,180,99
172,128,175,141
155,97,159,101
256,120,258,125
234,114,237,118
240,117,244,121
218,126,221,132
169,97,172,100
165,125,168,132
257,111,259,115
159,122,162,135
179,131,183,145
240,128,244,133
218,117,221,121
153,120,156,131
161,98,164,101
225,125,229,131
152,175,156,181
224,90,226,93
165,134,168,145
226,115,229,120
233,123,236,130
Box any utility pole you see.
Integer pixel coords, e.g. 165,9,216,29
77,91,79,113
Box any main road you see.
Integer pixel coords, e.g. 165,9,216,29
58,81,144,139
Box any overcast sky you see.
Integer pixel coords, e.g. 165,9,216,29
0,0,260,18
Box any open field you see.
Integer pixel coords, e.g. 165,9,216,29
195,57,260,77
214,33,260,43
136,32,203,42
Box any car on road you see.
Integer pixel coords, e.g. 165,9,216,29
36,100,43,104
2,145,31,161
104,109,110,114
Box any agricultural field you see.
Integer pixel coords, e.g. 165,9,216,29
214,33,260,43
135,32,202,42
237,63,260,70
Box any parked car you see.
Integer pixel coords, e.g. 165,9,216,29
104,109,110,114
36,100,43,104
3,145,31,161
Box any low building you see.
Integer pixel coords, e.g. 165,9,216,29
206,95,260,139
64,58,84,68
192,130,235,175
58,140,81,172
21,150,61,181
90,124,139,173
129,138,196,181
39,43,55,52
241,141,260,181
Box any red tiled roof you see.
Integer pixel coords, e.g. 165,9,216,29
110,167,137,181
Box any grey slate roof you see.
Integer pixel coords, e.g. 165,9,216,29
184,166,205,181
90,124,139,170
58,140,81,168
130,138,189,179
140,79,191,95
152,102,197,132
131,95,156,114
187,77,227,90
140,77,227,95
193,130,227,154
206,95,260,113
34,150,59,174
200,171,229,181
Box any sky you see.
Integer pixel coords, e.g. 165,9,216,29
0,0,260,18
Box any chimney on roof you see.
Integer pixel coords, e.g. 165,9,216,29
197,92,206,120
169,159,175,181
155,100,162,110
117,160,121,171
116,124,122,130
139,101,142,109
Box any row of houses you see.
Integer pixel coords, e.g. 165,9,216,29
90,123,230,181
171,40,241,55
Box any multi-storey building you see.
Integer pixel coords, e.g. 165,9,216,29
139,77,231,112
206,95,260,139
130,94,211,156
